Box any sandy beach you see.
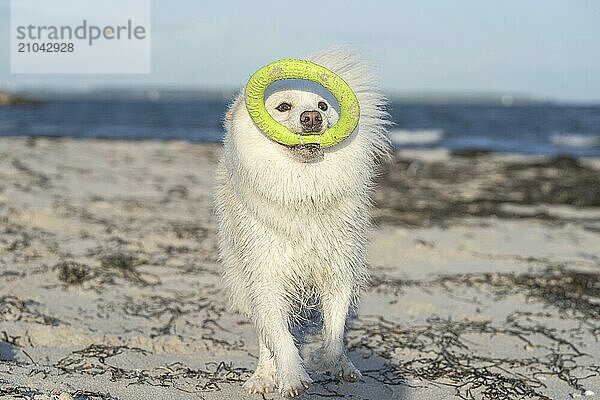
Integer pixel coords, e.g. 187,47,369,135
0,137,598,400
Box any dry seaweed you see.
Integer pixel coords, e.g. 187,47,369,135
0,385,41,399
171,222,210,240
97,251,155,286
56,345,251,396
0,295,62,325
436,267,600,322
117,292,241,349
11,158,51,189
372,266,600,323
71,390,120,400
2,140,598,398
348,314,596,400
56,344,149,377
375,154,600,226
0,384,119,400
365,266,600,398
4,232,32,252
54,261,93,285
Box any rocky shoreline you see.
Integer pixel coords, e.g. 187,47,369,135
0,93,41,107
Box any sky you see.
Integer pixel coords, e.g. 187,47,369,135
1,0,599,103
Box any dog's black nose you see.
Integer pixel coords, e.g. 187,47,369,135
300,111,322,132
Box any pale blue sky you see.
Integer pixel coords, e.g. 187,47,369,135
1,0,599,102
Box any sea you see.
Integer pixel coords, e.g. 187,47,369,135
1,91,599,157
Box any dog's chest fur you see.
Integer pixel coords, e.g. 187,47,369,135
217,161,369,291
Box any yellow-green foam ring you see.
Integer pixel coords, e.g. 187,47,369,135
244,59,360,147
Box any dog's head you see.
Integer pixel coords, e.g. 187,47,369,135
263,79,340,162
225,50,390,183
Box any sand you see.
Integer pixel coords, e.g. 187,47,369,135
0,137,598,400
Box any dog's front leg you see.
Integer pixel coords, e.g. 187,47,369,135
242,338,277,394
313,285,362,382
252,292,312,397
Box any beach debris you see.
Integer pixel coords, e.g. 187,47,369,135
56,345,252,393
54,261,93,285
1,139,598,398
0,295,61,325
171,222,209,240
11,158,51,189
116,291,237,344
97,251,155,286
366,264,600,399
5,232,31,252
573,390,596,398
99,252,138,271
349,313,595,400
373,266,600,324
0,386,117,400
33,392,73,400
376,154,600,226
164,184,189,201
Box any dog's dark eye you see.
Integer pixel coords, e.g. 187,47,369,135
275,102,291,112
318,101,328,111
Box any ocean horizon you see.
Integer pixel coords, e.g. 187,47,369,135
1,89,599,157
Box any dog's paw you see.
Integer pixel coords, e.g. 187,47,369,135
242,370,276,394
310,350,362,383
307,346,339,373
333,355,362,382
279,369,312,398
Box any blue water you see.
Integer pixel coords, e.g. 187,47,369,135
1,98,599,157
389,103,600,157
0,99,225,142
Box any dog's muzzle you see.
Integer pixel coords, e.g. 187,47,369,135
289,142,324,162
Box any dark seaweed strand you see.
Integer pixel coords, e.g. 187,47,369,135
0,385,119,400
347,315,596,400
0,295,62,326
371,266,600,326
54,344,252,395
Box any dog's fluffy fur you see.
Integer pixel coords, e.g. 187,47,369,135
214,49,390,397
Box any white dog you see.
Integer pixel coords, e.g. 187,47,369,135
215,49,390,397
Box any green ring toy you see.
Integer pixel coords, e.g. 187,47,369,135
244,59,360,147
